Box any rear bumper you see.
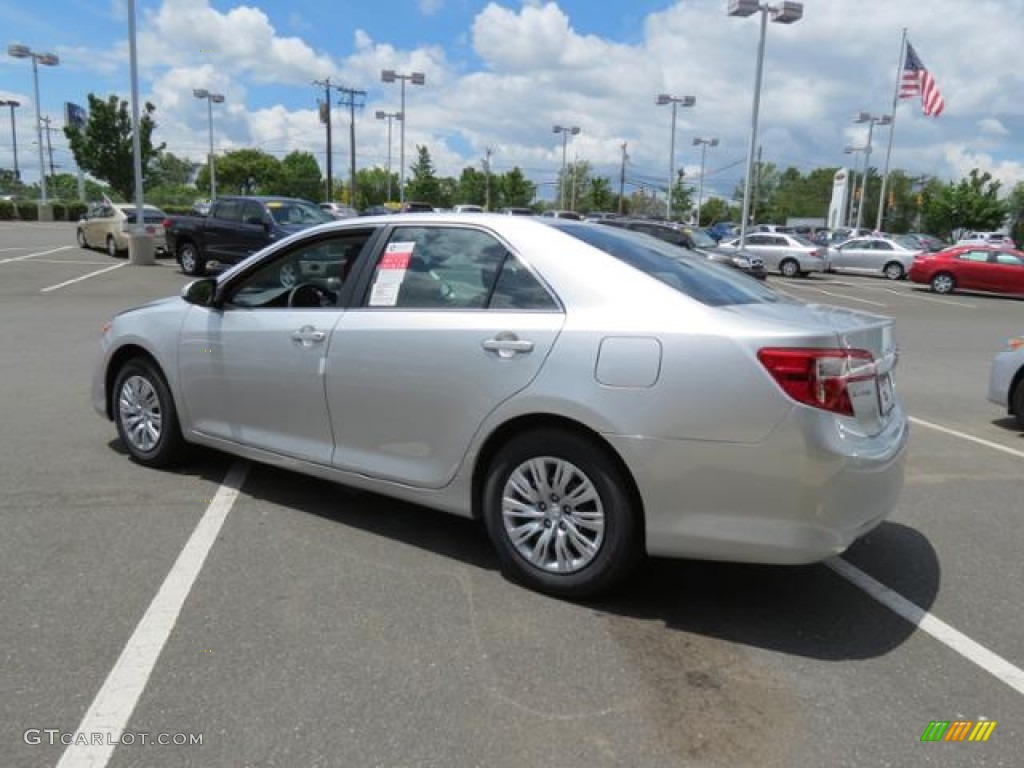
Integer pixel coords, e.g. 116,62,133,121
607,404,909,564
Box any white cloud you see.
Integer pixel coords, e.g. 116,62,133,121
419,0,444,15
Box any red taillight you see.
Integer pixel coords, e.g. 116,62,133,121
757,347,874,416
162,217,172,229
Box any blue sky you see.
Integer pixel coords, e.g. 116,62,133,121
2,0,1023,204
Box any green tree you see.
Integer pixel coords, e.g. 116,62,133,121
699,197,734,227
558,159,590,211
43,173,109,202
354,166,399,209
582,176,614,213
495,167,535,208
455,167,487,206
63,93,165,201
670,174,692,222
149,151,197,188
1006,182,1024,244
922,169,1007,239
273,151,322,201
405,145,441,205
196,149,281,196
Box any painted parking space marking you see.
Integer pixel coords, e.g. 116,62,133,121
0,246,33,252
41,263,128,292
826,557,1024,697
31,258,114,266
909,416,1024,460
55,462,249,768
0,245,73,265
823,279,976,308
778,282,887,307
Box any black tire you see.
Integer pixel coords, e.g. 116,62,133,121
77,228,88,249
482,429,641,599
931,272,956,294
883,261,905,280
779,258,800,278
1012,379,1024,431
106,235,124,258
112,358,185,467
178,240,205,276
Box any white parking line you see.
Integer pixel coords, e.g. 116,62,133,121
826,557,1024,697
41,263,127,292
0,246,32,252
824,279,976,308
0,245,73,264
781,283,888,307
909,416,1024,460
32,258,114,266
55,462,249,768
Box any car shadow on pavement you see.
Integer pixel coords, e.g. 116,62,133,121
990,416,1024,435
235,463,939,663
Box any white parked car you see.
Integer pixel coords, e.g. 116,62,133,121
988,334,1024,429
827,236,924,280
719,232,828,277
76,202,168,257
957,231,1016,249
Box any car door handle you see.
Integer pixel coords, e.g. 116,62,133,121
291,326,326,345
482,334,534,358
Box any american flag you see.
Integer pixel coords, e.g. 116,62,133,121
899,42,944,117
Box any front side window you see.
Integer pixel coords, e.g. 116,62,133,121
265,200,333,226
226,230,375,309
959,250,990,263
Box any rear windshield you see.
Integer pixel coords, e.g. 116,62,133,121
122,209,166,224
548,221,788,307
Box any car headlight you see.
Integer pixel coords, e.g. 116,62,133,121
731,256,751,268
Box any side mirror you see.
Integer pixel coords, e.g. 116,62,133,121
182,277,218,307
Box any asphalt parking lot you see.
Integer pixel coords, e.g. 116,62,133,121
1,220,1022,768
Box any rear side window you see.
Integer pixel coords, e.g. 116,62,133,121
550,222,783,307
213,200,242,222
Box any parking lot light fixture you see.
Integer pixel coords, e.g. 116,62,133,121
852,112,892,232
727,1,803,245
844,144,867,228
8,44,59,204
692,137,718,226
381,70,425,204
656,94,696,220
375,110,402,203
0,99,20,180
552,124,580,210
193,89,225,200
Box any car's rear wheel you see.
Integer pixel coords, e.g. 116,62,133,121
77,229,88,249
883,261,905,280
1012,379,1024,430
931,272,956,294
482,429,641,598
779,258,801,278
178,241,205,276
106,235,123,258
112,358,185,467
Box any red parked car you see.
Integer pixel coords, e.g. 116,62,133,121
908,245,1024,296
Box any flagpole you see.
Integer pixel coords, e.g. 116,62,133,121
876,27,907,232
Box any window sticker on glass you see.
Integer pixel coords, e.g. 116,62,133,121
369,241,416,306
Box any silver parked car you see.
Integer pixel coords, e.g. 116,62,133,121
92,214,908,597
719,232,828,277
827,236,924,280
987,335,1024,429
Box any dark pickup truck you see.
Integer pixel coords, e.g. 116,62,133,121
163,196,334,276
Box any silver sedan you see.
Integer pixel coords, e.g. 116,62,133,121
92,214,908,597
827,236,924,280
987,335,1024,428
719,232,828,277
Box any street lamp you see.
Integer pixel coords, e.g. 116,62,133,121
381,70,425,204
844,145,866,228
692,137,719,226
852,111,892,232
7,45,59,205
656,94,696,220
193,89,225,200
375,110,403,203
0,100,19,180
727,0,803,244
552,124,580,211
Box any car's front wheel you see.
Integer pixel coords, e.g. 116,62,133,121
112,358,185,467
1012,379,1024,430
931,272,956,294
779,258,801,278
77,229,88,249
482,429,641,598
178,241,205,276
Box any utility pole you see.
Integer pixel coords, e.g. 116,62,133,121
40,115,56,177
336,85,366,206
483,147,493,210
618,142,628,214
749,144,762,225
312,78,333,201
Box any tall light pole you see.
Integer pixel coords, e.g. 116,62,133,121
0,100,19,180
656,94,696,220
7,45,59,205
192,89,225,200
552,124,580,210
381,70,425,205
375,110,402,203
727,0,803,244
853,111,892,232
844,145,866,228
692,137,718,226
